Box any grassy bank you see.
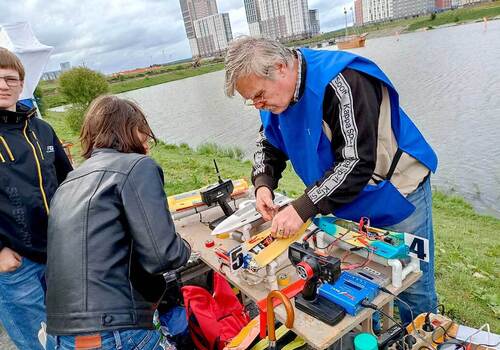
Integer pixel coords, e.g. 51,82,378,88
45,110,499,330
288,2,500,47
40,62,224,109
408,2,500,31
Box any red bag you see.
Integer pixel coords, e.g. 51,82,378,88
181,272,250,350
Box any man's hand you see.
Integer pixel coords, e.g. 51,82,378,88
255,186,279,221
0,247,22,273
271,205,304,238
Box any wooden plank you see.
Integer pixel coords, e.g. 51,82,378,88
382,301,395,331
175,205,421,350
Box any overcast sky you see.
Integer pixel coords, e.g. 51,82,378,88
1,0,353,74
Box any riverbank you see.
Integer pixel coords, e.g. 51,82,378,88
45,110,499,330
288,1,500,46
40,61,224,109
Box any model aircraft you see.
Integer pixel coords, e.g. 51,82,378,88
211,192,292,236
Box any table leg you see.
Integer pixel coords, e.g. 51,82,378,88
381,301,394,331
361,315,374,334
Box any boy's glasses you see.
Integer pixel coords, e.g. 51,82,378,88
0,76,22,87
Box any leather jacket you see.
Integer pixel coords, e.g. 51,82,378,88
46,149,190,335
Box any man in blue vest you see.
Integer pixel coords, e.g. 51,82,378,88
224,37,438,325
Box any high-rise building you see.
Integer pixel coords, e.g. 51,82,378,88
244,0,262,36
392,0,435,19
309,9,320,36
362,0,393,24
244,0,315,41
453,0,482,6
60,62,71,72
194,13,233,57
435,0,452,9
354,0,364,26
180,0,226,58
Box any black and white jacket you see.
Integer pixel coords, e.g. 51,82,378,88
252,53,428,222
0,103,72,262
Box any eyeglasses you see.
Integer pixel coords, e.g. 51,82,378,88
243,91,266,107
0,76,22,87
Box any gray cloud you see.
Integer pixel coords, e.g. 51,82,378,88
1,0,353,74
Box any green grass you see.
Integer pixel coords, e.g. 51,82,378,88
196,142,245,161
287,2,500,47
408,3,500,31
109,63,224,94
44,110,499,330
432,192,500,328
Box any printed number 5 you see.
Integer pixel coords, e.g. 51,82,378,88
229,246,244,271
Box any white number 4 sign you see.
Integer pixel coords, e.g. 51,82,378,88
404,233,430,263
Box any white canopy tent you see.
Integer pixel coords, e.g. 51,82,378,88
0,21,53,100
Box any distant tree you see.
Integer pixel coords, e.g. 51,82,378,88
33,86,46,116
58,67,109,106
58,67,109,133
65,105,87,134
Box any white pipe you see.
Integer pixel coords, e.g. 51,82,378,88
388,259,403,288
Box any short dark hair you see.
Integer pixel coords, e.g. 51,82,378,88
80,95,156,159
0,48,25,81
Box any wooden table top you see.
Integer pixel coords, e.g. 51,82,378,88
175,205,420,349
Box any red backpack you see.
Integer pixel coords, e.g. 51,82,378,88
181,272,250,350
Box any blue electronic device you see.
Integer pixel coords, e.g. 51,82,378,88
371,241,409,259
313,216,337,236
318,272,380,315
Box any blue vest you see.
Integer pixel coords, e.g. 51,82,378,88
260,49,437,227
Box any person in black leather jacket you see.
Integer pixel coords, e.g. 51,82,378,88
46,95,191,350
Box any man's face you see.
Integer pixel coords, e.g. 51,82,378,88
235,63,296,115
0,68,23,111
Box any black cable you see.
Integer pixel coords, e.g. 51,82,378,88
302,227,320,243
379,287,447,329
361,299,405,331
379,286,415,329
432,325,458,344
436,340,466,350
379,287,446,316
315,227,350,250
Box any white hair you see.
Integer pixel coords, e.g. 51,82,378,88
224,36,295,97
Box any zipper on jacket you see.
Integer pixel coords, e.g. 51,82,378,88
23,121,49,214
30,130,45,160
0,136,15,161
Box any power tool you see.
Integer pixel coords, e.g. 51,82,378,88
288,242,345,326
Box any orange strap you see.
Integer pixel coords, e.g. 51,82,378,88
75,334,102,349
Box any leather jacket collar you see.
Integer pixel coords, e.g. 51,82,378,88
91,148,120,157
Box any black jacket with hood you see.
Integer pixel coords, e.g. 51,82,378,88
0,103,72,263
